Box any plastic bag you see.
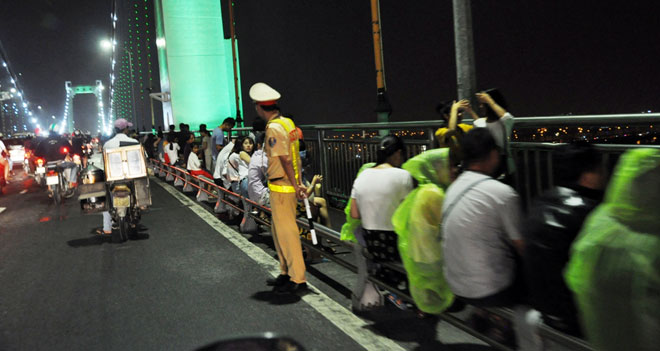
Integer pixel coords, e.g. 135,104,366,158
565,149,660,351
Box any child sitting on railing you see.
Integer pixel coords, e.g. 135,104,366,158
187,143,213,179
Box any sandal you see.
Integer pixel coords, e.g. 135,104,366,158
95,228,112,235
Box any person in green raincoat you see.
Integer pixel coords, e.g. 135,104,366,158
392,148,456,315
565,148,660,351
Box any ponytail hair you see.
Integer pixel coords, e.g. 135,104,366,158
376,134,406,165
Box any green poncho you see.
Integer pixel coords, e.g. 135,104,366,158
392,149,454,314
340,162,376,243
565,148,660,351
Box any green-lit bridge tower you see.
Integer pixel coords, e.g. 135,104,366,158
153,0,242,129
62,80,105,134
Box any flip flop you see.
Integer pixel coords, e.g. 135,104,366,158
95,228,112,235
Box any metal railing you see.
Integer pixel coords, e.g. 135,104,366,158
299,113,659,206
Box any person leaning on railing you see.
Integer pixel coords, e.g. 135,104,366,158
349,135,414,311
565,148,660,351
473,89,516,179
524,142,606,337
441,128,541,349
391,148,457,316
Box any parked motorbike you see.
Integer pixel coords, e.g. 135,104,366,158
79,143,151,243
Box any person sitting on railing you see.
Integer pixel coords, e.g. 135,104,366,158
524,142,605,337
473,89,516,179
186,142,214,179
226,135,254,197
392,148,457,316
164,134,180,166
213,138,235,188
298,140,332,229
349,135,414,311
442,128,541,349
565,148,660,351
248,132,270,207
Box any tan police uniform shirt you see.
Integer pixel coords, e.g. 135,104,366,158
265,118,291,185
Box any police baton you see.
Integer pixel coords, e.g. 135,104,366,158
303,197,318,245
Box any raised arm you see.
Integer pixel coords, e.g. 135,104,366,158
476,92,507,119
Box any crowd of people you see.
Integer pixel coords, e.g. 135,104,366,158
134,85,657,350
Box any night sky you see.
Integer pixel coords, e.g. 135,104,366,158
2,0,659,129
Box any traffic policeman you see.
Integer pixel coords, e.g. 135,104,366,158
250,82,307,294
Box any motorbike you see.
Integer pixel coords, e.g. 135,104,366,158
79,143,151,243
41,146,81,205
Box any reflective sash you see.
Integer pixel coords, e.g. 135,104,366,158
267,116,301,193
268,183,296,193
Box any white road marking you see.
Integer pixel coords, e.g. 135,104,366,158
152,177,405,351
0,207,5,214
20,189,28,194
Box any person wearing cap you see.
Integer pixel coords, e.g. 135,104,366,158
250,82,308,295
97,118,139,235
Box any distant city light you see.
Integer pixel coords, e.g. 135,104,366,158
31,118,36,123
38,105,42,109
9,88,16,93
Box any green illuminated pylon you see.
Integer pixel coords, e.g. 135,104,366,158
153,0,242,129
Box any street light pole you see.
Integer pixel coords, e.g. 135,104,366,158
123,47,138,131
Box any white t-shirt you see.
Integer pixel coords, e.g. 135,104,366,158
213,141,234,179
103,133,139,150
441,170,523,298
227,153,249,181
473,112,515,173
350,167,413,231
187,152,201,171
165,142,180,165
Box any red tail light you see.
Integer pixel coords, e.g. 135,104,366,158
37,158,45,166
60,146,69,154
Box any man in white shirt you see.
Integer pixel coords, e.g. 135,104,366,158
98,119,139,235
442,128,524,303
442,128,541,350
